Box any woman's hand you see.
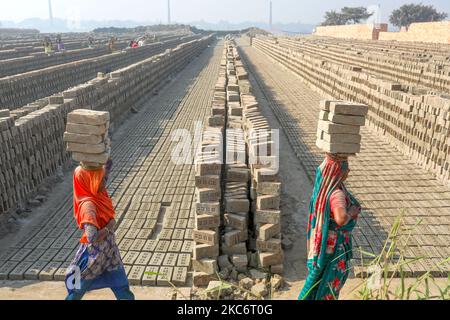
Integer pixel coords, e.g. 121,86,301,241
106,219,116,231
95,228,110,243
334,206,361,227
348,205,361,220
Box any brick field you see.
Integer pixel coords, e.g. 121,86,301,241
0,30,449,299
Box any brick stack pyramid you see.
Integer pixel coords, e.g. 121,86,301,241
63,109,111,165
316,100,369,155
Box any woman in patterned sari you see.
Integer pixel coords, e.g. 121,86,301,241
298,154,361,300
65,159,134,300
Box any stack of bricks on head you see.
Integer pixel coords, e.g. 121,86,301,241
63,109,111,166
317,100,369,155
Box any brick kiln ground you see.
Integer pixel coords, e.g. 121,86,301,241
0,33,449,300
237,38,450,276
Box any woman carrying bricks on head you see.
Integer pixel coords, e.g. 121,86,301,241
298,154,361,300
65,159,135,300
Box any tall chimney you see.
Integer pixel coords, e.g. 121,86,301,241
48,0,54,26
269,1,273,30
168,0,171,25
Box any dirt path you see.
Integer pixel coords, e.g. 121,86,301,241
242,48,312,282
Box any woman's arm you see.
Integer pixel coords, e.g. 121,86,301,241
80,201,110,243
84,223,111,244
333,207,349,227
331,190,360,227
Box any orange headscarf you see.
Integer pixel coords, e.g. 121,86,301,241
73,165,115,243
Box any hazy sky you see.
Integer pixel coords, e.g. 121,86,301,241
1,0,449,24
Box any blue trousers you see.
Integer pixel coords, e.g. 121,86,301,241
65,279,135,300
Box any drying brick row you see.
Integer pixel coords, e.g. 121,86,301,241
253,37,450,187
0,35,214,219
0,35,201,110
192,43,227,287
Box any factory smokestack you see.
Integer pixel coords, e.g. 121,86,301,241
48,0,54,26
168,0,171,25
269,1,273,30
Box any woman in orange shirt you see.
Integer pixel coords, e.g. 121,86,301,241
65,159,134,300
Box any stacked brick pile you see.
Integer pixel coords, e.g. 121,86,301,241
241,94,283,274
276,37,450,95
192,44,226,287
0,36,214,219
0,109,16,214
64,109,111,165
0,98,74,216
0,44,127,78
0,42,162,110
222,43,250,273
316,100,369,154
194,41,285,289
231,44,284,275
253,37,450,186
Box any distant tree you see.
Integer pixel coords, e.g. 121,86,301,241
341,7,374,24
321,7,374,26
389,3,448,28
321,11,347,26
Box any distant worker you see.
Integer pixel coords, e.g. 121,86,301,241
43,36,53,54
88,36,95,48
137,38,145,47
128,40,138,48
298,154,361,300
108,36,116,52
56,34,65,51
65,159,135,300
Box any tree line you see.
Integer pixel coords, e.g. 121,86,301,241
321,3,448,28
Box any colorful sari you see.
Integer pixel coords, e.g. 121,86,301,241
298,154,360,300
65,164,133,300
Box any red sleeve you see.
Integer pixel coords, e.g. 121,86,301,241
79,201,100,230
330,189,346,214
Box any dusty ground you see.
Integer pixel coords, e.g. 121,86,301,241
0,40,447,301
1,277,447,300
